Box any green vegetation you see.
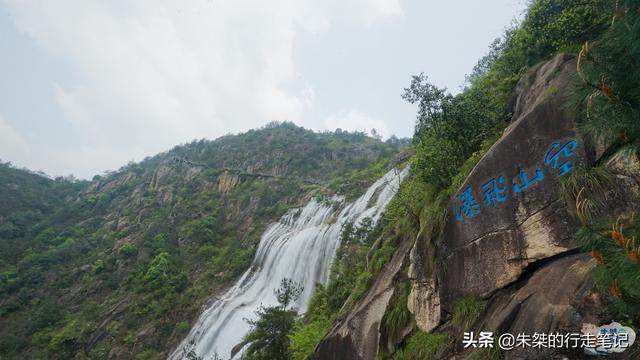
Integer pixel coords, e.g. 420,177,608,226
0,123,403,359
170,121,407,200
390,331,447,360
0,163,85,274
381,281,413,345
1,0,633,358
385,0,620,357
572,2,640,148
242,279,303,360
451,296,485,331
561,0,640,321
289,316,331,360
576,218,640,319
403,74,503,187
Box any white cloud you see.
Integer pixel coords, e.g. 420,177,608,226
3,0,403,178
324,109,390,139
0,114,31,166
359,0,403,25
0,113,132,176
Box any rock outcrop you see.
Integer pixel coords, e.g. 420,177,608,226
407,231,440,333
218,170,240,194
465,253,599,359
314,239,413,359
314,53,640,359
439,54,584,309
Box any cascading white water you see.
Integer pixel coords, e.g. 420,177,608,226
171,167,408,360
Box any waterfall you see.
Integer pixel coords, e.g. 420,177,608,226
171,167,408,359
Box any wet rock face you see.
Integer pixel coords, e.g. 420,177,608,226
439,54,586,310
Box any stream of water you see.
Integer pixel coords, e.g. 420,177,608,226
171,167,407,359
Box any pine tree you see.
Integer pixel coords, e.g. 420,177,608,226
241,279,303,360
570,0,640,321
574,0,640,148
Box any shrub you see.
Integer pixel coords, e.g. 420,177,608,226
119,243,138,258
176,321,191,335
452,296,485,331
392,331,446,360
144,252,170,287
577,216,640,319
382,281,412,343
289,317,331,360
92,259,105,274
572,0,640,148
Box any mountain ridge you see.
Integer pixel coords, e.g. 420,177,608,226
0,122,407,359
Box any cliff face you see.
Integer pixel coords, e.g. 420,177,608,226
439,54,584,307
315,54,640,359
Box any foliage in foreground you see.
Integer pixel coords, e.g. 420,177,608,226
242,279,303,360
572,0,640,149
567,0,640,320
391,331,447,360
577,218,640,320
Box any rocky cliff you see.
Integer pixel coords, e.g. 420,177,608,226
315,54,640,359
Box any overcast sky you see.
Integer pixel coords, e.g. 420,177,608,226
0,0,526,179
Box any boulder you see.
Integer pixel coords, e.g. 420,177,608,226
437,54,640,358
467,253,598,360
407,273,440,333
439,54,586,310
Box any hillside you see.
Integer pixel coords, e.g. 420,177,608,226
2,0,640,359
0,122,407,359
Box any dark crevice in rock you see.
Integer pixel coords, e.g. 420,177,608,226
487,247,582,298
443,229,518,260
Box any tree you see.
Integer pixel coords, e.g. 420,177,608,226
573,0,640,146
241,279,303,360
402,74,500,187
275,278,303,309
144,252,170,287
370,128,382,140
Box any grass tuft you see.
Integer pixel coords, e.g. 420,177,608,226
452,296,485,331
